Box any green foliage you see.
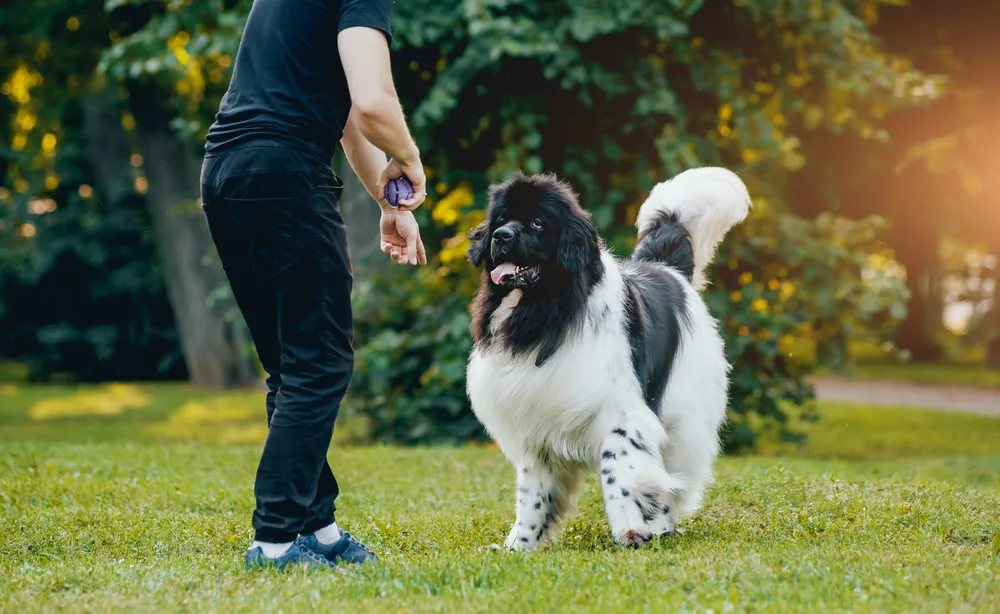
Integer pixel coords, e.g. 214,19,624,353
345,265,483,444
705,204,910,449
0,194,185,381
0,1,188,381
1,0,945,446
341,0,925,450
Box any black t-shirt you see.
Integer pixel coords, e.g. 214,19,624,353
204,0,392,164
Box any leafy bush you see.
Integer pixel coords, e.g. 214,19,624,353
3,0,927,448
345,183,908,451
341,0,924,451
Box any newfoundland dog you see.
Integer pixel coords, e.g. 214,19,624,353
465,167,751,548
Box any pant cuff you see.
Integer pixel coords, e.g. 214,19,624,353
253,528,299,544
301,513,337,536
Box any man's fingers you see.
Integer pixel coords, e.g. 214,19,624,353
398,168,427,211
397,191,426,211
405,233,417,265
410,174,427,195
416,235,427,265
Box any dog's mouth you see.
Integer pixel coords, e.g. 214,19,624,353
490,262,540,287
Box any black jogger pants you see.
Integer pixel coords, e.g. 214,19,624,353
200,145,353,543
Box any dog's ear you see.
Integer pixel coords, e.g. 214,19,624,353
557,212,599,274
467,221,490,267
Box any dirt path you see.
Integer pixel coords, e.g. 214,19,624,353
811,376,1000,416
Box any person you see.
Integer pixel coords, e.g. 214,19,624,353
199,0,427,570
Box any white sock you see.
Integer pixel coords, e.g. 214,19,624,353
254,540,293,558
312,522,343,545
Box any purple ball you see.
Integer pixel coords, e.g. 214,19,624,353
385,176,415,207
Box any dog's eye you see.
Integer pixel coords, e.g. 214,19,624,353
531,218,543,230
496,215,506,225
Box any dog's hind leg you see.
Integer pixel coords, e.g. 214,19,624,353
503,454,581,551
597,409,683,548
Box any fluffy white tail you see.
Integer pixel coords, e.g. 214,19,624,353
635,167,751,291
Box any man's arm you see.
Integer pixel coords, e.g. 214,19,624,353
338,27,417,163
341,112,427,266
338,26,426,210
340,107,389,207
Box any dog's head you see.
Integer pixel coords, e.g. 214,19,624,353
467,172,601,290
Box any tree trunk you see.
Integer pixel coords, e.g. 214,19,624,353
80,85,134,207
894,247,942,362
127,84,258,388
986,243,1000,369
891,208,942,362
925,261,945,335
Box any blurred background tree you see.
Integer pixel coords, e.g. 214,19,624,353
1,0,995,449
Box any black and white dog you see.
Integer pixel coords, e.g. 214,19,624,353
465,167,750,548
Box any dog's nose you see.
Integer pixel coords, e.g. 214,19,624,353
492,226,515,244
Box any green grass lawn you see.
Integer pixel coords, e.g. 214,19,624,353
786,338,1000,390
2,383,999,612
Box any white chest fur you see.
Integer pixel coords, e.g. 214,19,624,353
466,254,640,463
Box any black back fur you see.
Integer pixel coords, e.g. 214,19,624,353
622,264,689,413
626,212,695,412
632,212,695,281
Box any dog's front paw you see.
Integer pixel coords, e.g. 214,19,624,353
647,507,676,537
504,527,537,551
616,528,653,549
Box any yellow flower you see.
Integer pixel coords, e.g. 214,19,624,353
779,282,796,300
439,233,469,264
730,291,743,303
752,298,768,312
767,279,780,291
432,183,474,226
2,65,44,104
738,272,753,285
14,109,36,131
41,132,58,154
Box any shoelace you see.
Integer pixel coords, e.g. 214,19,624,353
298,545,337,567
343,532,377,557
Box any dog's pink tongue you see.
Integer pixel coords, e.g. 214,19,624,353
490,263,517,285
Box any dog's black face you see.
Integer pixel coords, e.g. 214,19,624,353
466,172,606,366
467,172,600,290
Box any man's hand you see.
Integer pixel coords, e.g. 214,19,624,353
377,157,427,212
380,210,427,266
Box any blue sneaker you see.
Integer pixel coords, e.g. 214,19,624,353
244,538,337,571
298,531,379,565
